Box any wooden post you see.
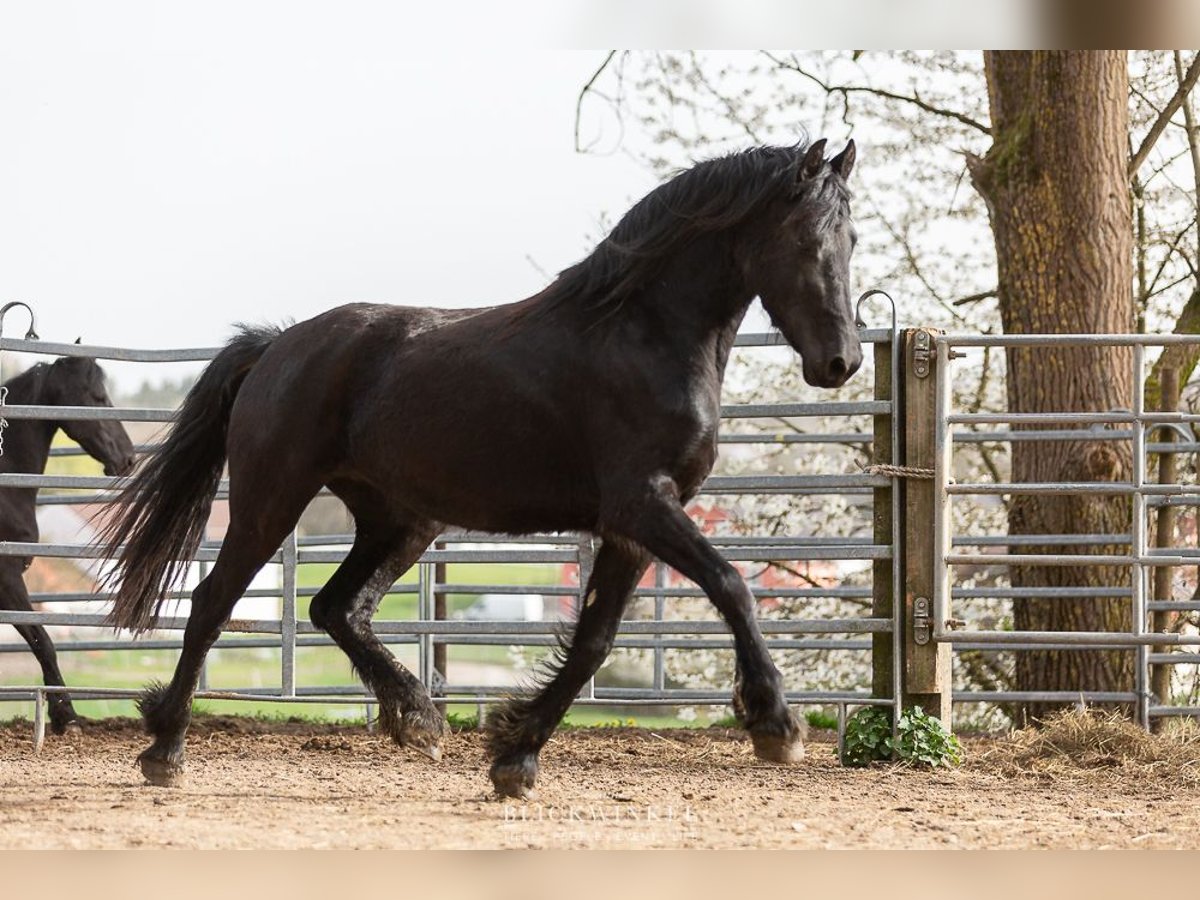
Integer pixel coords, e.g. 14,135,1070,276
901,328,952,722
871,336,895,701
1151,367,1180,729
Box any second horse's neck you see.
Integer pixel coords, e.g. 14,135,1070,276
0,368,55,476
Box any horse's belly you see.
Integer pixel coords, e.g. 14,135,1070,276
358,425,599,534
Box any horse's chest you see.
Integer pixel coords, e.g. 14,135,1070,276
667,393,721,492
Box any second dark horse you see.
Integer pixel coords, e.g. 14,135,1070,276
98,139,861,796
1,355,136,732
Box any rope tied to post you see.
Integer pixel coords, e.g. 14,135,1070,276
863,463,938,480
0,302,40,458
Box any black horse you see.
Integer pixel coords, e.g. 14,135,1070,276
98,139,860,796
1,355,136,733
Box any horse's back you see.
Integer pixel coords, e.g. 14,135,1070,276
224,303,480,490
230,300,596,531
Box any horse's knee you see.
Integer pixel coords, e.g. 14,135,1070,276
713,567,754,613
309,596,339,632
575,626,617,663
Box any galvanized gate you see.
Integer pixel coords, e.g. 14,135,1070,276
929,331,1200,727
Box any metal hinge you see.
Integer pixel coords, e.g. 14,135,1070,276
913,330,932,378
913,596,931,645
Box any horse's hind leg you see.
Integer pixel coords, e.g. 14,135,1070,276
308,511,444,759
486,537,650,798
136,487,318,786
0,560,80,734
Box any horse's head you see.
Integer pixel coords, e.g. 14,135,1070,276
47,355,137,477
741,139,861,388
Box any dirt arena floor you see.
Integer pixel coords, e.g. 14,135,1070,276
3,716,1199,849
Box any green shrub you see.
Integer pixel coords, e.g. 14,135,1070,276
895,707,963,767
838,706,964,768
840,707,893,767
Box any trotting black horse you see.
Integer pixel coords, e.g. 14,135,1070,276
98,139,860,796
1,355,136,733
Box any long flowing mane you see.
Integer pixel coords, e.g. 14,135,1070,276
0,362,64,408
548,142,845,311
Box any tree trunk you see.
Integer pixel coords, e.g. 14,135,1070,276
969,51,1135,723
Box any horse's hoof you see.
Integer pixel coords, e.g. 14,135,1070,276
498,783,538,801
138,754,186,788
490,756,538,799
62,720,83,740
399,707,445,761
406,740,443,762
750,731,806,764
50,718,83,738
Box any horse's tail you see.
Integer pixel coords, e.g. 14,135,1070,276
98,324,282,633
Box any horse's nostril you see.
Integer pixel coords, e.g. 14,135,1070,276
827,356,848,380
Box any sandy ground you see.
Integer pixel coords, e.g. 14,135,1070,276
2,717,1199,849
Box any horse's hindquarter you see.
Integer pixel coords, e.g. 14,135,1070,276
343,310,602,532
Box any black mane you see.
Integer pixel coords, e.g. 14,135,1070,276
1,363,50,403
549,143,848,310
2,357,106,401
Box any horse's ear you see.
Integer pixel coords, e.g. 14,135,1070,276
799,139,827,181
830,139,856,181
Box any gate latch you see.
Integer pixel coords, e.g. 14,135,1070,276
913,596,931,645
912,330,932,378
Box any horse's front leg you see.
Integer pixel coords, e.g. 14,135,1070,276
616,476,804,762
0,561,80,734
486,538,650,799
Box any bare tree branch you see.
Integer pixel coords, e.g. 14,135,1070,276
865,195,971,324
1141,216,1197,303
1177,51,1200,273
1146,270,1195,302
1129,52,1200,178
687,51,763,144
574,51,618,153
952,289,999,307
761,51,991,136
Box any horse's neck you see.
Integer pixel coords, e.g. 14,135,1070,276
0,370,55,475
621,233,753,376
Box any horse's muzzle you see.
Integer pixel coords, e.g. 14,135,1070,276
105,454,137,477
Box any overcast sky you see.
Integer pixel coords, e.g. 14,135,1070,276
0,1,1045,392
0,8,664,389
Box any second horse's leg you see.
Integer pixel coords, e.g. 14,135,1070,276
486,537,650,798
0,561,79,734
